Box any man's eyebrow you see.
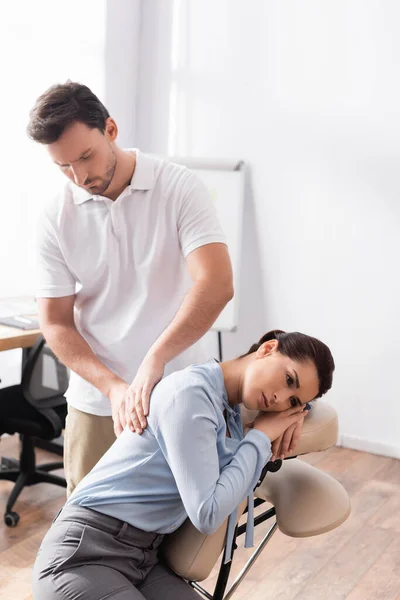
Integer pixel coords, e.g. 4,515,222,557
54,148,92,167
293,369,300,389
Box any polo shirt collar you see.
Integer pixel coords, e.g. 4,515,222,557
72,186,93,205
72,149,155,205
129,150,155,191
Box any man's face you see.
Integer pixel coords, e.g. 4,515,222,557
47,120,117,196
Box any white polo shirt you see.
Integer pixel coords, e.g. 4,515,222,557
35,150,227,416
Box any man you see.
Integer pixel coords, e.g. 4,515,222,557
28,81,233,495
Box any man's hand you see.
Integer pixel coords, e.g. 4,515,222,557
270,418,305,462
109,380,130,437
124,354,166,434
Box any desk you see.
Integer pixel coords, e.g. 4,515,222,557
0,296,41,353
0,318,41,353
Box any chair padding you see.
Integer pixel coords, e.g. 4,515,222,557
255,459,351,537
161,500,247,582
292,402,338,455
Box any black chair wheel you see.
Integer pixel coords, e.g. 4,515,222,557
4,511,20,527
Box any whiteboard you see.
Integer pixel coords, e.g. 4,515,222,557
169,157,245,332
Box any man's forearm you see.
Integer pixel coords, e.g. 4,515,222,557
42,323,125,398
148,280,233,365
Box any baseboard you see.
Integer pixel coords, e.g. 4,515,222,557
338,434,400,459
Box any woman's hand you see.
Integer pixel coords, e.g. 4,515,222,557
252,405,309,443
270,418,304,461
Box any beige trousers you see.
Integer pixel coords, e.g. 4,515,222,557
64,405,116,497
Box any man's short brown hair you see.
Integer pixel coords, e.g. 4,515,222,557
27,81,110,144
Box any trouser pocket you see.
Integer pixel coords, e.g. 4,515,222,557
52,522,87,573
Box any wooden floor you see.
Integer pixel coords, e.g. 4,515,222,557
0,435,399,600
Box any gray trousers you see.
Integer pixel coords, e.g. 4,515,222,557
33,505,200,600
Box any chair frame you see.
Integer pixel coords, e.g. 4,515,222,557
0,437,66,524
0,335,67,526
190,501,277,600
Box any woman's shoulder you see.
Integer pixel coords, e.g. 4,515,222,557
163,359,221,392
149,360,224,417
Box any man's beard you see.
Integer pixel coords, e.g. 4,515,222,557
85,147,117,195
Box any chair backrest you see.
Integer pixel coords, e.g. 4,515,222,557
21,335,69,411
161,499,248,582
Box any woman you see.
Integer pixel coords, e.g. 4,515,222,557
33,329,334,600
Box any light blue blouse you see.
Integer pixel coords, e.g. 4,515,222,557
67,359,272,560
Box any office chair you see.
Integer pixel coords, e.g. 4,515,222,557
0,335,68,527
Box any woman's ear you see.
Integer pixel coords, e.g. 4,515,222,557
256,339,278,357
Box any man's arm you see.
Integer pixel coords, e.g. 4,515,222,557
38,296,128,432
124,242,233,432
152,241,233,363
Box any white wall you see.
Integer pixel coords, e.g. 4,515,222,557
136,0,400,458
104,0,142,147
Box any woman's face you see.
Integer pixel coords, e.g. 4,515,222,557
241,340,320,412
